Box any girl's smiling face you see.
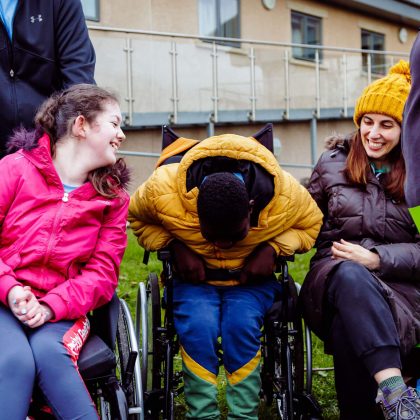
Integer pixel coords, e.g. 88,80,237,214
359,113,401,163
85,101,125,167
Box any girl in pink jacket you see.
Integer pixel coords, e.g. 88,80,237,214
0,84,130,419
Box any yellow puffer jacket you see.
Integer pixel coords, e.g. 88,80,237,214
129,134,322,270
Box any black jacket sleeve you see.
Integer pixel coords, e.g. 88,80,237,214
54,0,96,87
371,241,420,284
402,33,420,207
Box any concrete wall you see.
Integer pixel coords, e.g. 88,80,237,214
89,1,414,192
90,0,418,49
122,118,355,194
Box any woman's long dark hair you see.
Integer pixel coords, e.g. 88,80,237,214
35,84,128,198
344,130,406,202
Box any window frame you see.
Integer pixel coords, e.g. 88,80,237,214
291,10,323,62
198,0,241,48
361,29,386,75
81,0,100,22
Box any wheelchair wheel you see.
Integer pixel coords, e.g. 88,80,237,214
137,273,166,418
116,299,143,419
147,273,163,392
272,317,305,420
262,277,305,420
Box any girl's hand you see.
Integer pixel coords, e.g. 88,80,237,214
7,285,33,319
7,286,52,327
25,304,54,329
331,239,380,270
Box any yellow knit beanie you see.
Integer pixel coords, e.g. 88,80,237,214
353,60,411,127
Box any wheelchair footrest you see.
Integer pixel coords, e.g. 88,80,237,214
79,335,116,380
294,392,323,419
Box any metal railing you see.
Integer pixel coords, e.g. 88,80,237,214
88,25,409,127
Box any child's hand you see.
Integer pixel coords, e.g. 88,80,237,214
7,285,51,327
239,243,276,284
25,304,53,329
8,285,31,312
8,285,35,320
169,240,206,283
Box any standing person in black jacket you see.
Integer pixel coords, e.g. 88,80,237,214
403,34,420,232
0,0,95,157
300,61,420,420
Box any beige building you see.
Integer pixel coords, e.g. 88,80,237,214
81,0,419,190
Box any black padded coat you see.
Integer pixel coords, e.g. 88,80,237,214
0,0,95,155
299,136,420,356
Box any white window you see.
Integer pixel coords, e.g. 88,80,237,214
361,29,386,75
291,11,323,62
81,0,99,22
198,0,240,47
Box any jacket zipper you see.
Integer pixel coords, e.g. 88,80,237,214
2,2,18,126
42,192,70,265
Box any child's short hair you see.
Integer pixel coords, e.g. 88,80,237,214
197,172,249,236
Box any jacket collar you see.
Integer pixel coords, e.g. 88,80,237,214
21,133,98,198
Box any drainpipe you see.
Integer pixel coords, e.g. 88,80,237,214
310,116,318,169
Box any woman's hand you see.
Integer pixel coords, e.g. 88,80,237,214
331,239,380,270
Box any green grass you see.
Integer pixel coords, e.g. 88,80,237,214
119,230,339,419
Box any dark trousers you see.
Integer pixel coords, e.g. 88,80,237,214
326,261,402,420
0,305,97,419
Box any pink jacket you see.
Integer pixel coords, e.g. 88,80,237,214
0,132,130,321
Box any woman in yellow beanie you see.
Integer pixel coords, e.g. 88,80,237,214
300,60,420,420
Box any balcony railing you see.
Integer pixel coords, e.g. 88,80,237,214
88,25,409,127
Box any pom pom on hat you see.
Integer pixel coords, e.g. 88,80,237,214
353,59,411,127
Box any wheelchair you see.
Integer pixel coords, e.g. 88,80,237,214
136,250,322,420
29,294,143,420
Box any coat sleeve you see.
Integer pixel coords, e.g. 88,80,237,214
403,33,420,208
128,171,174,251
54,0,96,87
306,154,329,216
0,157,23,304
268,175,323,256
370,240,420,284
40,194,129,321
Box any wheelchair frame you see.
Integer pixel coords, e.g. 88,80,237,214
136,251,322,420
79,295,144,420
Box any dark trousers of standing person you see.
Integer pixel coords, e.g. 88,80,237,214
326,261,402,420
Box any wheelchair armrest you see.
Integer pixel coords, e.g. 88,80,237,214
275,255,295,274
78,335,116,380
89,293,120,352
276,255,295,263
157,248,171,261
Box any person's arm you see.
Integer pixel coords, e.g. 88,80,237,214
369,240,420,283
306,155,329,216
267,173,323,256
0,158,26,305
54,0,96,87
39,193,129,321
403,34,420,212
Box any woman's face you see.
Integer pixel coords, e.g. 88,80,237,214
359,113,401,162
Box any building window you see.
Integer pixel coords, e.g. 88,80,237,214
291,11,322,62
81,0,99,21
361,29,385,75
198,0,240,47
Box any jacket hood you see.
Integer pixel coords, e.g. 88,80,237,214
176,133,283,225
6,127,43,154
324,133,352,152
6,128,130,190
